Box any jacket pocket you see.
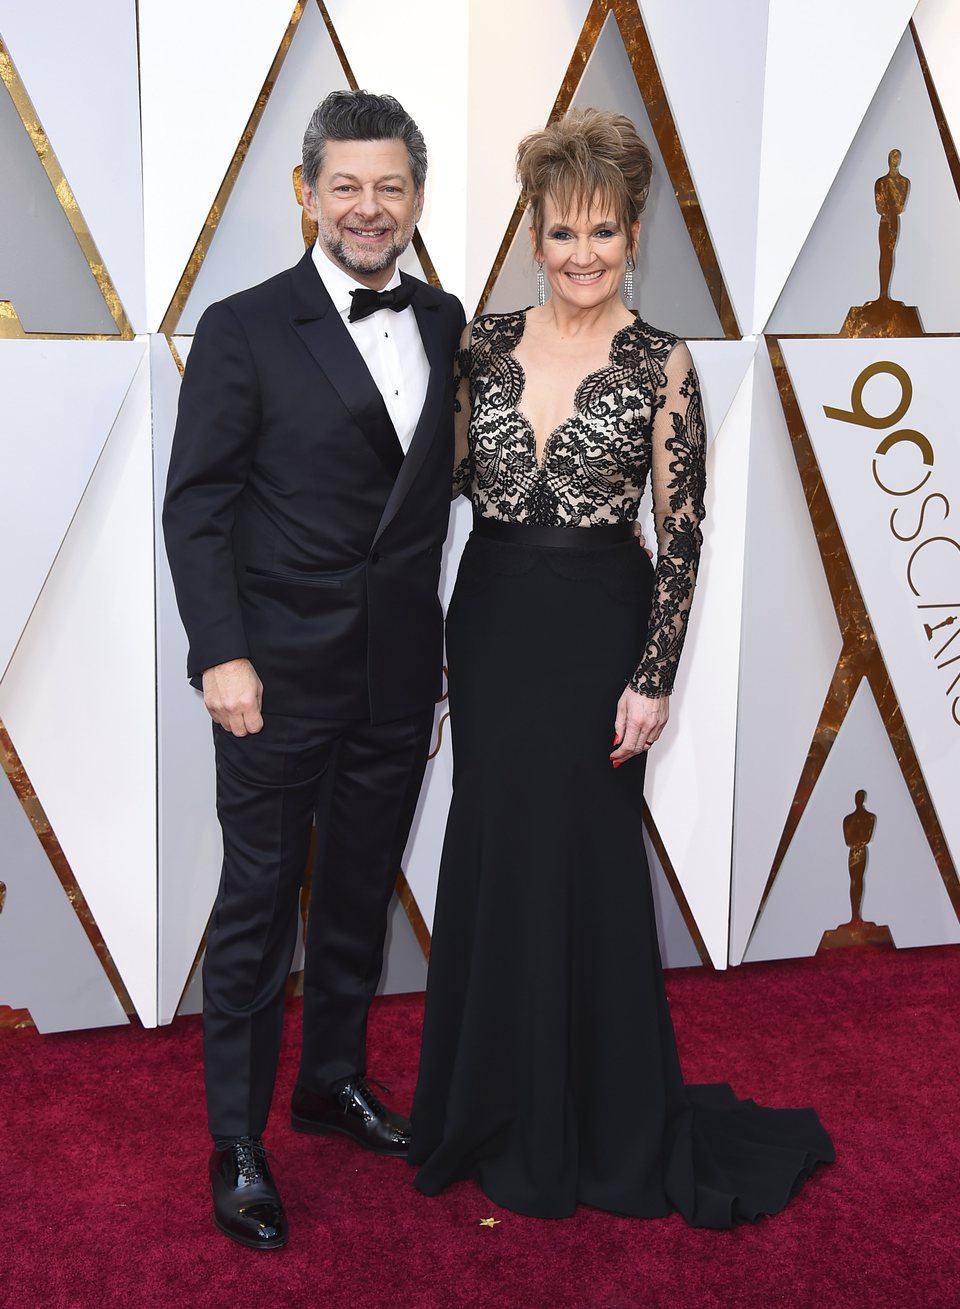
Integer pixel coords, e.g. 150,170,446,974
246,566,343,589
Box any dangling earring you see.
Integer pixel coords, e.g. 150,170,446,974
537,261,546,307
623,256,635,308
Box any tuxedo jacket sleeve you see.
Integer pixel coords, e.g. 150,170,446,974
162,300,261,677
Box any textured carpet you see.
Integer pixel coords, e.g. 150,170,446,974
2,944,958,1309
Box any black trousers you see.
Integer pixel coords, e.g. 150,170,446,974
202,708,434,1137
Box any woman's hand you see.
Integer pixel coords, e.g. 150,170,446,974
610,687,669,766
633,521,653,559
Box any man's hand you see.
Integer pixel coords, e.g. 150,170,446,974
633,522,653,560
202,658,264,736
610,687,669,766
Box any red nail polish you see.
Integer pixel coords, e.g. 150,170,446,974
612,760,622,770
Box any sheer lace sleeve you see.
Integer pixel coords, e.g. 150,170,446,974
452,322,473,498
630,340,706,697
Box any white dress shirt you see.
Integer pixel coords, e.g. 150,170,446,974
312,243,430,455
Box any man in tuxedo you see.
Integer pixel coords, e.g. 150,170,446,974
163,90,464,1250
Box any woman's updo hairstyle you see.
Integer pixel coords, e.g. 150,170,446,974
517,108,653,255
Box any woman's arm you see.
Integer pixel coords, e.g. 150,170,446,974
610,340,707,763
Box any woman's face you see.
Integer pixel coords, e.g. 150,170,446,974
533,192,639,312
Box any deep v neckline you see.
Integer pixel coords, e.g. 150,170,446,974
510,310,635,470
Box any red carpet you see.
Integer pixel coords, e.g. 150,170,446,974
2,944,958,1309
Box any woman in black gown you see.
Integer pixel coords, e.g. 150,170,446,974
409,109,833,1226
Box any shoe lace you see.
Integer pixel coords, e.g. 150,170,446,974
351,1075,392,1118
215,1136,274,1185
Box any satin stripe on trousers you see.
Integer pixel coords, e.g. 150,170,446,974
203,709,433,1137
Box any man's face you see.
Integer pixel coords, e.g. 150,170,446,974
301,138,423,288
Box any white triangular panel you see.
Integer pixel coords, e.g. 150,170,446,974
914,0,960,170
402,497,471,936
139,0,298,328
152,336,221,1024
768,27,960,336
0,341,143,679
0,350,158,1025
745,680,958,961
179,0,348,330
755,0,917,332
783,337,960,879
0,0,145,328
688,340,758,438
483,12,723,338
639,0,767,334
729,345,843,964
0,772,128,1033
645,348,757,968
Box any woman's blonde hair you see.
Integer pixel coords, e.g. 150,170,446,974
517,108,653,255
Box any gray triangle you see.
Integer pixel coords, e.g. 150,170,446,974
0,75,116,334
0,771,127,1031
377,891,428,995
644,826,703,969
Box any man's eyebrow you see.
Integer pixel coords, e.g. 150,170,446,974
328,172,409,184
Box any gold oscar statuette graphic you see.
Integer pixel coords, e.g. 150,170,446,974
841,150,923,338
819,790,893,950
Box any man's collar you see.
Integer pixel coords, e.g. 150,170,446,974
311,242,401,317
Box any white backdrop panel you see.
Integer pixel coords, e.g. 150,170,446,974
768,27,960,336
755,0,917,332
644,345,756,968
178,0,347,330
0,771,128,1033
152,337,222,1024
324,0,470,297
914,0,960,168
139,0,298,329
0,0,145,329
639,0,767,334
729,345,843,964
483,12,723,338
403,498,472,932
783,337,960,877
745,679,959,961
0,347,158,1025
0,341,143,679
464,0,593,313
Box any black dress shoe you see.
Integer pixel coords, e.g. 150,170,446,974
291,1077,412,1156
209,1136,287,1250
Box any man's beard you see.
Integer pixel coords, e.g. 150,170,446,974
318,217,414,277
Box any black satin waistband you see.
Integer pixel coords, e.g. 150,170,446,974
472,516,633,549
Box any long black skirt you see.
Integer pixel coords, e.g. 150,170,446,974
409,530,833,1225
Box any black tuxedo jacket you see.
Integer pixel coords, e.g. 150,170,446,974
163,250,465,722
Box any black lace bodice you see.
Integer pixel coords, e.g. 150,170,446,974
452,310,706,696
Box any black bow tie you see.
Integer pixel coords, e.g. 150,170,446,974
348,281,417,323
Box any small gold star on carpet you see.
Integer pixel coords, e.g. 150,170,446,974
479,1217,501,1227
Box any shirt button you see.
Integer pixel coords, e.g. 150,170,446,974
394,389,399,396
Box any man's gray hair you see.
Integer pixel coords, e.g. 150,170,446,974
302,89,427,192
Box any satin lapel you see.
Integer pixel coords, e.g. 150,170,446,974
375,287,447,541
290,254,403,480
